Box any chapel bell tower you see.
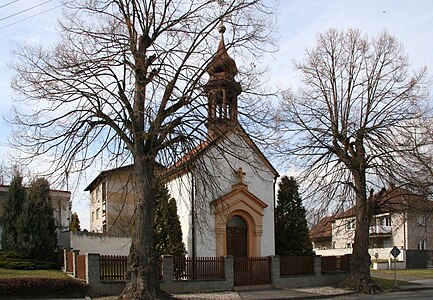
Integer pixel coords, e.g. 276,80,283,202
204,21,242,139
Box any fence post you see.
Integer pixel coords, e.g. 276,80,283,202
314,255,322,276
336,256,341,271
270,255,280,287
61,248,68,272
72,249,80,278
224,255,234,289
86,253,101,286
162,255,174,284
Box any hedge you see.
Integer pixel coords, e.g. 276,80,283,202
0,277,88,296
0,251,60,270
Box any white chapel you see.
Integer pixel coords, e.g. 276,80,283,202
86,24,278,258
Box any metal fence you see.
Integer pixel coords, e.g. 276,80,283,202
173,256,225,280
321,255,351,273
234,256,271,286
280,255,315,276
100,255,128,281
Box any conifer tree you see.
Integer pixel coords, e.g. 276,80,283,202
275,176,314,256
69,212,81,231
154,184,186,257
1,174,26,251
16,178,57,260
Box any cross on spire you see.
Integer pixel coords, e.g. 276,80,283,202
235,167,246,184
218,18,226,38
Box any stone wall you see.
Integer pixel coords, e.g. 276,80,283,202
64,253,349,296
60,231,131,255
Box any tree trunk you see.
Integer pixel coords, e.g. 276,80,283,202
344,171,377,293
120,158,163,299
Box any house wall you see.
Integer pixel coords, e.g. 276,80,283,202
333,213,406,250
90,169,136,235
332,217,356,249
315,247,405,261
391,213,406,248
312,240,333,250
65,231,131,255
406,211,433,250
90,182,104,233
328,209,433,252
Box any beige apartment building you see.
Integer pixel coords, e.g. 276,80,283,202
85,165,136,236
310,188,433,252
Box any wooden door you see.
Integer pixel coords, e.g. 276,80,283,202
226,215,247,257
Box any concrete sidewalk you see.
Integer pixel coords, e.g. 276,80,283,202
91,278,433,300
173,286,354,300
238,287,354,299
173,279,433,300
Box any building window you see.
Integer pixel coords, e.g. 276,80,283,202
346,219,355,230
96,208,101,220
417,215,426,226
91,211,95,222
418,239,427,250
383,240,392,248
380,216,392,226
96,187,101,203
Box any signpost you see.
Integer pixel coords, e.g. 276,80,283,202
390,246,401,288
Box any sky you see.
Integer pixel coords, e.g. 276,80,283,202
0,0,432,230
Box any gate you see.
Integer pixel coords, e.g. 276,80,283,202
234,257,272,286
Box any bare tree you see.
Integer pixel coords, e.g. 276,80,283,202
278,29,430,292
9,0,275,298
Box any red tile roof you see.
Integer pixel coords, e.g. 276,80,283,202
309,216,333,242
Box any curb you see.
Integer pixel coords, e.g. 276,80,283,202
389,286,433,292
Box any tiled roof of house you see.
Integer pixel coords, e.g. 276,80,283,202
331,187,433,220
309,216,333,242
0,184,71,195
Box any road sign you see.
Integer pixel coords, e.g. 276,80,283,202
390,246,401,258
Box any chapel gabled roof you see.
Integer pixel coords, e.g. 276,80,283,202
164,124,278,180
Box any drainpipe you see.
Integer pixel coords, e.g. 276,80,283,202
191,173,196,259
403,212,407,250
273,174,279,254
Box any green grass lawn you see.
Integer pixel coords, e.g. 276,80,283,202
371,276,417,289
371,268,433,279
0,268,69,279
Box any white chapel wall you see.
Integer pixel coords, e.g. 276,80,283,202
196,132,276,256
166,172,193,256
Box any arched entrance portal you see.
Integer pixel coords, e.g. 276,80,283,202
226,215,248,257
212,184,267,257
